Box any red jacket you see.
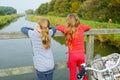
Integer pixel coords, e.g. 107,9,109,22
56,24,90,54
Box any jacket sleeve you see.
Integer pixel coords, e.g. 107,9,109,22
49,27,56,36
83,25,90,31
56,25,65,33
21,27,34,36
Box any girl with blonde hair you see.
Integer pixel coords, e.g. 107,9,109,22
21,18,56,80
56,13,90,80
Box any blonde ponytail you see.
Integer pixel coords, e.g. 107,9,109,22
37,18,50,49
41,28,50,49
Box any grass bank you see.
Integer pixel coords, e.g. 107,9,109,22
27,15,120,50
0,14,22,29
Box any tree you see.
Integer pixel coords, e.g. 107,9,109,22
0,6,17,15
47,0,56,12
58,0,71,16
77,0,120,22
59,1,69,12
36,3,48,15
107,0,120,22
70,1,81,13
25,9,34,15
0,9,5,15
53,0,62,13
52,0,71,16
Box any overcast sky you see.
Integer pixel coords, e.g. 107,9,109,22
0,0,50,13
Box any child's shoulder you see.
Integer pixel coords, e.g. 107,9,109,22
78,24,85,29
28,30,38,37
78,24,90,28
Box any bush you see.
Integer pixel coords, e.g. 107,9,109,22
47,12,55,15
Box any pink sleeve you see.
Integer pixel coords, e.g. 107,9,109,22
83,25,90,31
56,25,65,33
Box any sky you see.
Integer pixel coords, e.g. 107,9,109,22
0,0,51,13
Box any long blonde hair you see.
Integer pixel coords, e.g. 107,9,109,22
65,13,80,41
37,18,50,49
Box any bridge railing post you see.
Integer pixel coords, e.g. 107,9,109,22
86,35,94,80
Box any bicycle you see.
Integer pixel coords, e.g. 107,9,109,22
77,56,120,80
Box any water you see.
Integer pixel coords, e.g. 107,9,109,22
0,16,120,80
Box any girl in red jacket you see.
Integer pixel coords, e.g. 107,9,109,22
56,13,90,80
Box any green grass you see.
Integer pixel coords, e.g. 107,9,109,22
28,15,120,29
0,14,22,27
28,15,66,26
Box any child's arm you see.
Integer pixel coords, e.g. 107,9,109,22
56,25,65,33
83,25,90,31
49,27,56,37
21,27,34,36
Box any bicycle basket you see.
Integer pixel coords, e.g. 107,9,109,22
90,53,120,80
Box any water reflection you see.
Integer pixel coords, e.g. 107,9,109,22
53,36,120,58
94,40,120,57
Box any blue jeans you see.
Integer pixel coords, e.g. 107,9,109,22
36,68,55,80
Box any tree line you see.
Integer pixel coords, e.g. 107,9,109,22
34,0,120,23
0,6,17,15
